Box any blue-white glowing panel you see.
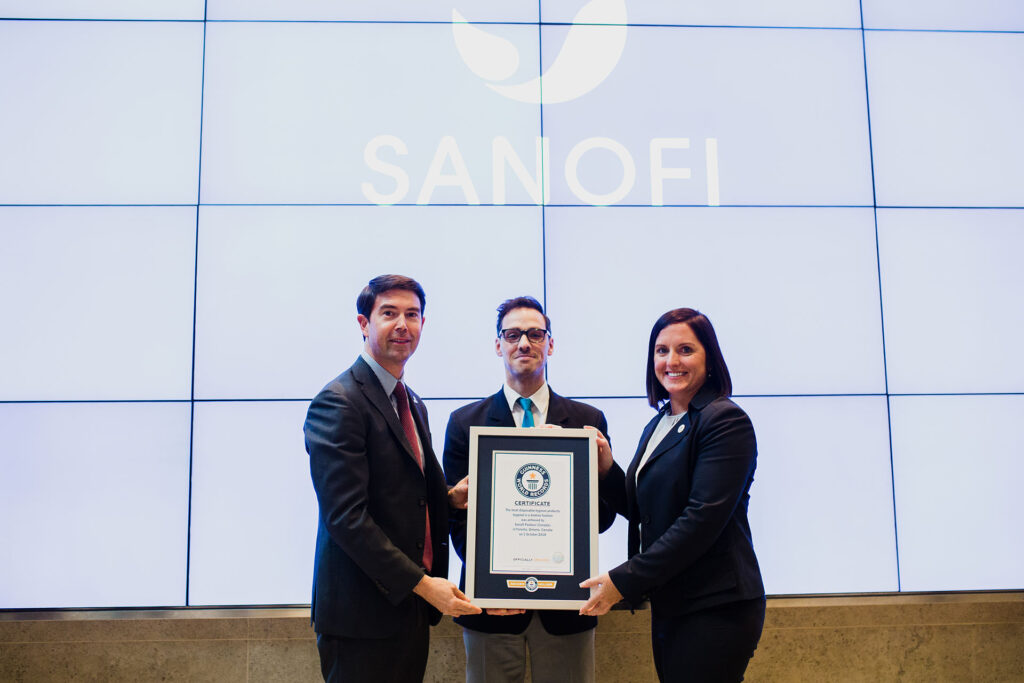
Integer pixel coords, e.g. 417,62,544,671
193,205,543,400
188,401,317,606
743,396,898,594
207,0,535,22
878,209,1024,395
867,31,1024,207
863,0,1024,31
200,22,540,205
891,395,1024,591
0,207,196,401
0,1,204,19
0,21,203,204
541,26,872,206
541,0,861,29
545,207,885,398
0,403,190,609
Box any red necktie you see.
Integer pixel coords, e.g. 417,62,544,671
393,382,433,572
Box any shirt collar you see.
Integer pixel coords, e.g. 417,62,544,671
361,350,400,397
503,382,549,415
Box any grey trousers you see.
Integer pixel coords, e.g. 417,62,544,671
462,613,596,683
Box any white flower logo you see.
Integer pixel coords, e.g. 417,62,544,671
452,0,628,104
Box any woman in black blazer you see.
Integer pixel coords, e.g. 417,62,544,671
581,308,765,682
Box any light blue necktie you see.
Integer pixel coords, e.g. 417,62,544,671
518,397,535,428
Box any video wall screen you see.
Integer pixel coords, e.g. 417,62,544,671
1,1,1021,608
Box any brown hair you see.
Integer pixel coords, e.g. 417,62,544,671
495,296,551,336
356,274,425,317
646,308,732,408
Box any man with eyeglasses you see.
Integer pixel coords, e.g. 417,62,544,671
443,296,616,683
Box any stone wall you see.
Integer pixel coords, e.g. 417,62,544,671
1,593,1021,682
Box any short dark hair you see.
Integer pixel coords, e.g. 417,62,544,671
356,274,426,317
495,296,552,336
645,308,732,408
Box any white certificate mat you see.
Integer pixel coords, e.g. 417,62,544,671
489,450,574,575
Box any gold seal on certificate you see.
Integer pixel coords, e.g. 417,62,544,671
466,427,598,610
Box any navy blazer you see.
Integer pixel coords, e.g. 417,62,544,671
603,385,764,617
443,388,615,635
304,357,450,637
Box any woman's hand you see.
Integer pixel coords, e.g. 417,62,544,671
578,573,623,616
583,426,614,479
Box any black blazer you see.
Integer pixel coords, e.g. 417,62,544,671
602,385,764,617
304,357,450,637
443,387,615,635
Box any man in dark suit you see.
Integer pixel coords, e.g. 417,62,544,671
443,296,615,683
305,274,481,683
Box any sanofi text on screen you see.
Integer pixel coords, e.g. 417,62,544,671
1,0,1022,608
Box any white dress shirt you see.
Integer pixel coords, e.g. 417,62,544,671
502,382,550,427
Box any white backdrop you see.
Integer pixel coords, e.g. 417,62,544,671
1,0,1022,608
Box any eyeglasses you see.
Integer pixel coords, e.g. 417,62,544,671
499,328,550,344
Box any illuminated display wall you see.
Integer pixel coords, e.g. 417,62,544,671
2,0,1022,608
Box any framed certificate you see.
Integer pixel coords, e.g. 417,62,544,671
465,426,598,609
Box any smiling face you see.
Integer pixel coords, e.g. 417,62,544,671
653,322,708,414
358,288,423,378
495,307,553,394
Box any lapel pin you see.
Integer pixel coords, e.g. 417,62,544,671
677,423,687,434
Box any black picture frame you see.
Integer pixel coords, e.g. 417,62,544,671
465,426,598,609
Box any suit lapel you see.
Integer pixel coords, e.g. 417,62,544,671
408,387,445,483
545,390,572,427
634,386,721,485
352,358,421,466
626,413,661,496
642,385,716,473
408,387,432,452
641,411,693,472
484,390,515,427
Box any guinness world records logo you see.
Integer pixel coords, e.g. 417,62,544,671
515,463,550,498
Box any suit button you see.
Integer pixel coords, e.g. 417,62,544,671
642,516,651,524
416,541,424,549
418,497,426,507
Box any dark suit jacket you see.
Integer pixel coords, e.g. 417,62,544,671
602,385,764,618
304,357,450,638
443,387,615,635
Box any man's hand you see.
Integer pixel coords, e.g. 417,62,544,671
583,426,614,479
578,572,623,616
413,575,482,616
448,476,470,510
